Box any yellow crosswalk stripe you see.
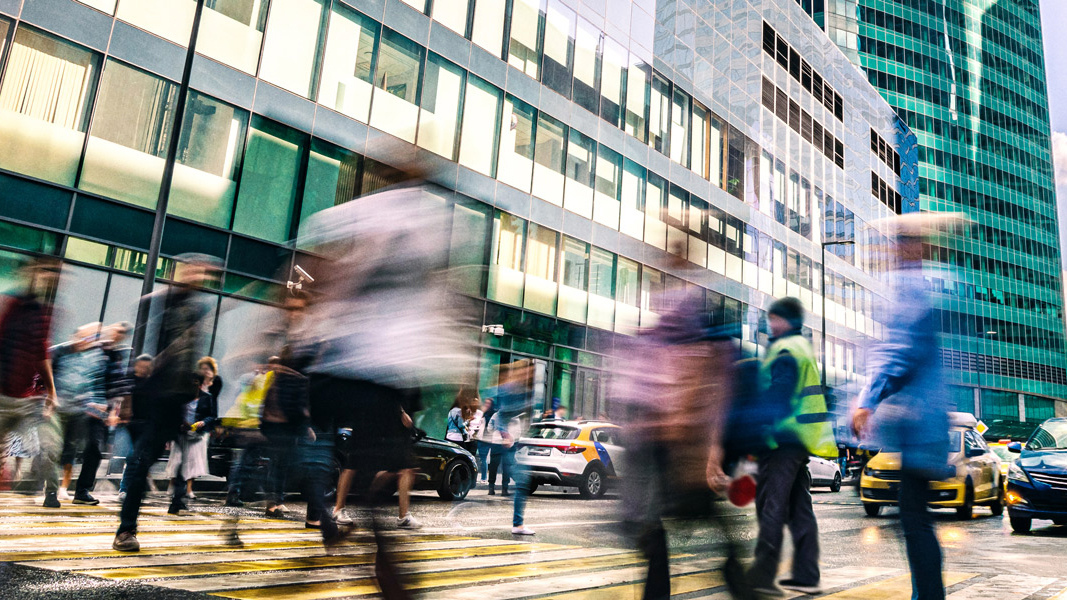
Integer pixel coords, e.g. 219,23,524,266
0,527,314,541
537,570,725,599
78,542,570,580
818,572,979,599
209,552,647,600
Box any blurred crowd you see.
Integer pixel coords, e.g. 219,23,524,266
0,177,956,600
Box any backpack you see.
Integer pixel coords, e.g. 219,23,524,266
723,354,775,460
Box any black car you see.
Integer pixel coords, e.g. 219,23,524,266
1005,417,1067,533
209,428,477,502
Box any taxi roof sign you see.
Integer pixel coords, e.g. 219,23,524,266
976,420,989,435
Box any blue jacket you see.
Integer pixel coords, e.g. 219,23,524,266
859,263,951,478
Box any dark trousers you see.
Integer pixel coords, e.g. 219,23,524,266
749,446,820,588
899,472,945,600
300,428,338,541
119,421,147,494
75,417,108,495
118,424,184,535
477,441,491,479
261,422,300,506
487,443,508,491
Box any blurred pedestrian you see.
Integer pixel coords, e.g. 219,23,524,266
490,360,538,534
475,398,494,484
165,366,217,510
113,253,219,552
852,215,956,600
747,297,836,596
445,388,478,454
259,357,309,519
116,354,153,502
485,409,510,496
223,360,275,507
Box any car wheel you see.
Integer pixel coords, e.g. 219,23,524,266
436,460,473,501
579,466,607,499
989,491,1004,516
956,483,974,520
863,503,882,517
1010,517,1032,533
830,472,842,493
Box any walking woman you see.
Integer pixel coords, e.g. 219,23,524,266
165,358,218,511
475,398,494,484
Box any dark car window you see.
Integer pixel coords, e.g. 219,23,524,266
1027,421,1067,451
592,428,617,445
527,424,580,440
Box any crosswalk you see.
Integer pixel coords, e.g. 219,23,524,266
1,492,1066,599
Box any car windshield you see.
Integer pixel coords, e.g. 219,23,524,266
990,446,1015,461
526,425,580,440
948,430,962,452
1026,421,1067,451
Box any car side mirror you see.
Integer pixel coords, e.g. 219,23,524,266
412,427,427,441
965,447,984,458
1007,442,1022,453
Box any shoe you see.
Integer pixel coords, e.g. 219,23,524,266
501,489,511,497
305,521,322,530
488,486,495,496
117,491,126,504
751,584,786,598
57,488,71,501
72,493,100,505
324,523,355,548
168,501,189,515
779,579,823,595
511,526,536,535
265,506,288,519
112,531,140,552
333,509,353,525
187,492,197,500
225,495,244,507
42,493,60,508
396,514,422,529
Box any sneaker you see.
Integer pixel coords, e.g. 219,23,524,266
488,487,496,496
72,493,100,505
265,506,288,519
57,488,71,501
750,584,786,598
511,526,536,535
187,492,197,500
779,579,823,595
117,491,126,504
168,501,189,515
42,493,60,508
112,531,140,552
396,514,422,529
333,509,353,525
225,495,244,508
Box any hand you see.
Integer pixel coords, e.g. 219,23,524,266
107,414,120,428
192,421,205,432
852,408,872,439
502,433,514,449
306,428,317,442
42,398,55,419
706,446,729,494
400,411,413,429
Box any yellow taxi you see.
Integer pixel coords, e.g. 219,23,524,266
515,420,624,499
860,412,1003,519
988,440,1017,493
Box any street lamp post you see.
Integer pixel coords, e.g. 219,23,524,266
820,240,854,390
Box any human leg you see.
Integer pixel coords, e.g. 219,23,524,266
117,427,169,536
899,472,944,600
75,418,108,497
487,445,502,493
477,441,490,481
505,447,530,529
783,452,821,587
747,449,802,591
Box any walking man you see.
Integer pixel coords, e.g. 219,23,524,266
748,297,836,597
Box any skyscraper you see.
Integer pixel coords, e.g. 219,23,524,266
828,0,1066,435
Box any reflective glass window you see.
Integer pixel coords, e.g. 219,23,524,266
168,92,248,228
564,128,595,219
625,56,649,142
572,18,599,114
0,20,8,59
197,0,269,74
417,53,465,159
758,149,772,217
593,145,621,229
615,256,640,332
588,246,614,329
670,88,690,166
488,211,526,305
542,0,575,98
317,4,378,122
620,159,644,240
600,38,625,128
471,0,506,56
508,0,543,78
448,201,491,296
640,266,664,326
432,0,470,36
400,0,428,12
458,75,503,176
648,72,670,155
709,114,724,188
532,113,566,206
299,139,361,232
644,172,667,249
258,0,326,98
691,101,708,179
559,236,589,322
523,223,559,314
371,30,423,143
0,28,98,186
498,95,536,192
75,0,117,13
688,196,707,267
79,60,176,208
116,0,195,46
666,185,687,257
232,117,307,242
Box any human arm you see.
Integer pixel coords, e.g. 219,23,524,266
39,358,56,418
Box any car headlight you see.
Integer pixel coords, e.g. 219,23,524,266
1008,462,1028,483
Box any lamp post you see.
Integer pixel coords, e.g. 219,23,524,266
820,240,854,390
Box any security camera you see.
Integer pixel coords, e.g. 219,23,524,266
481,324,505,337
294,265,315,283
288,264,315,292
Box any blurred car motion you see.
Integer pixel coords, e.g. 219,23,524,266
807,456,843,492
1006,417,1067,533
860,412,1003,519
515,420,624,499
988,440,1018,493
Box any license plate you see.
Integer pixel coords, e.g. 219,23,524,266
528,447,551,456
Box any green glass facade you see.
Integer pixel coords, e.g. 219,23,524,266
828,0,1067,433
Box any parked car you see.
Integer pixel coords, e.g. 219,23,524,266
1005,417,1067,533
514,420,624,499
808,456,843,492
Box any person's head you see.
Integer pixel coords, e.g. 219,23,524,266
767,297,804,337
173,253,221,288
198,356,218,383
104,321,132,348
481,397,494,413
133,353,153,378
70,322,103,352
18,255,61,298
454,387,479,413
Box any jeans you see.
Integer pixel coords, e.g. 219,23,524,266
262,423,300,506
299,428,338,541
118,421,147,494
899,472,944,600
477,441,491,480
74,417,107,495
749,446,820,588
487,443,509,490
502,445,530,527
118,424,183,535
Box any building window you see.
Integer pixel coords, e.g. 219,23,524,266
572,18,600,114
488,211,526,306
417,53,465,160
169,91,248,229
432,0,471,36
258,0,326,98
471,0,506,57
615,256,639,332
532,113,566,206
370,29,424,143
498,95,536,193
542,0,575,98
593,145,622,229
640,265,663,326
620,159,645,240
507,0,543,79
0,27,99,186
197,0,269,74
587,246,614,330
116,0,196,46
75,0,117,13
670,88,690,167
644,172,667,250
79,60,176,209
564,127,595,219
458,75,503,176
691,101,709,179
709,114,724,189
625,56,649,142
648,72,670,155
523,223,558,315
448,200,491,296
232,117,307,242
599,38,626,128
559,236,589,323
317,3,379,123
298,139,361,234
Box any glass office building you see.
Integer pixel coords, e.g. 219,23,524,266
827,0,1067,434
0,0,911,435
